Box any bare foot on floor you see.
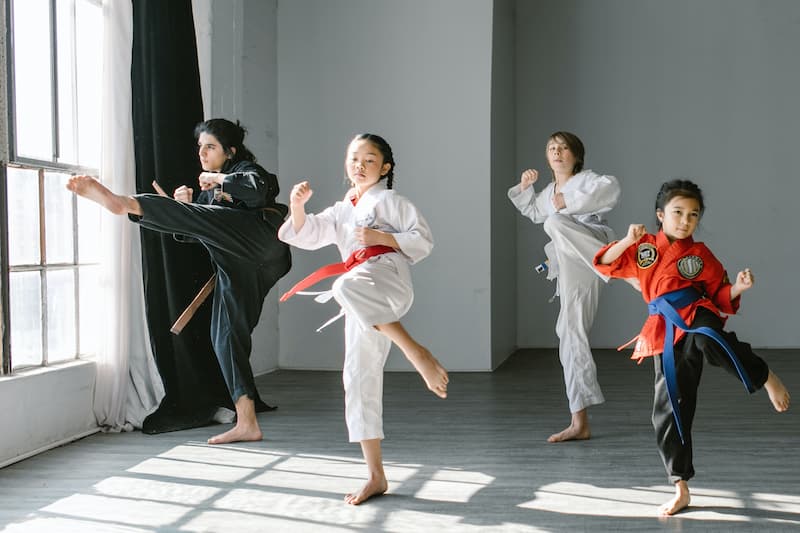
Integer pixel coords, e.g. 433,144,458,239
548,410,591,443
207,423,263,445
659,480,690,516
66,175,129,215
344,476,388,505
764,370,790,412
547,423,591,443
406,347,449,398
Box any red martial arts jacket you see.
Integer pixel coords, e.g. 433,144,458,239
593,231,740,361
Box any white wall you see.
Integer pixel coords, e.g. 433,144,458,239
514,0,800,349
276,0,496,371
0,361,97,467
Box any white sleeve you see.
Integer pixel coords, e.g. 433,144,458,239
561,171,620,215
387,195,434,264
507,182,552,224
278,203,340,251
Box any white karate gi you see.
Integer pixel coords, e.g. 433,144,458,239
278,182,433,441
508,169,620,412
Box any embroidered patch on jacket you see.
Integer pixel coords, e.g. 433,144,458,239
354,211,376,228
636,243,658,269
677,255,704,279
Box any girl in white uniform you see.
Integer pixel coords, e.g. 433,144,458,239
508,131,622,443
279,133,449,505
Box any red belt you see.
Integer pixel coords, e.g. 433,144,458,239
280,245,395,302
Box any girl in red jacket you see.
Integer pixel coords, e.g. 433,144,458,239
594,179,790,516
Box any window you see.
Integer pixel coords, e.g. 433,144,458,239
2,0,103,372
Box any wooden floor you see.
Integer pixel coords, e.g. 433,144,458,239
1,349,798,532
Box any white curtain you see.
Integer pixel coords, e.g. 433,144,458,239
93,0,164,430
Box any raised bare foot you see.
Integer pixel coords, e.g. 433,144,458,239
207,423,263,445
659,480,690,516
764,370,790,412
66,175,129,215
406,347,449,398
344,476,388,505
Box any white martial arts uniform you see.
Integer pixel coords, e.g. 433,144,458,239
278,182,433,442
508,169,620,412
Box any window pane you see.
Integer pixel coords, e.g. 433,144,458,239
78,266,101,355
7,167,41,266
9,271,44,368
44,171,75,264
46,269,77,362
74,0,102,168
56,0,78,163
77,189,101,264
12,0,54,160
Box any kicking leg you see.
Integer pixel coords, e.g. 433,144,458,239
208,394,262,445
344,438,388,505
374,321,448,399
66,175,142,216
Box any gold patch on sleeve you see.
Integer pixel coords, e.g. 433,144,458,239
637,243,658,269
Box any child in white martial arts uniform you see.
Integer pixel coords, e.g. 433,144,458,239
508,131,622,443
278,133,449,505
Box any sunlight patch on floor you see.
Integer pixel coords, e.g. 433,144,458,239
518,481,800,524
415,468,495,503
248,455,419,495
157,442,286,469
41,493,190,527
382,510,550,533
213,488,379,526
93,476,221,506
179,509,356,533
1,516,150,533
126,456,254,483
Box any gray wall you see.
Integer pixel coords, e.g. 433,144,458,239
202,0,281,374
514,0,800,349
490,0,518,368
276,0,498,371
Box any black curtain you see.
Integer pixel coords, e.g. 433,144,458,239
131,0,233,433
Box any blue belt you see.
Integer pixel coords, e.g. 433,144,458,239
648,287,755,444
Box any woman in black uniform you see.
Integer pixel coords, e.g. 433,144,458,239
67,118,291,444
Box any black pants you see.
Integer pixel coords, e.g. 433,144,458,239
652,307,769,483
133,194,291,403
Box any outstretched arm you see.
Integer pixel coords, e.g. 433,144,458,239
597,224,647,264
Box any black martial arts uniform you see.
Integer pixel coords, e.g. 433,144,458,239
131,159,291,404
652,307,769,483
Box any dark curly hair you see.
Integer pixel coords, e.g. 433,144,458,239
194,118,256,163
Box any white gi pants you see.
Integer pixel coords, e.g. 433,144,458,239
543,213,610,413
331,256,413,442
